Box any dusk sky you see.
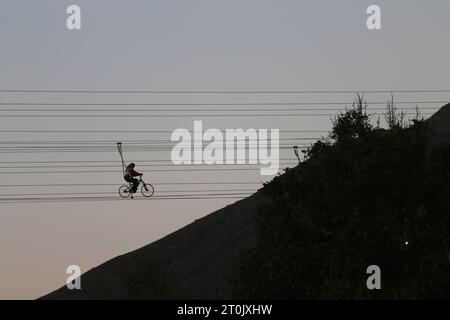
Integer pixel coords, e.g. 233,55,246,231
1,0,449,299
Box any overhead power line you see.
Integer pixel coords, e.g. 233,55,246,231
0,162,297,169
0,189,258,197
0,159,296,164
0,167,287,174
0,107,440,113
0,137,319,144
0,104,442,112
0,195,249,204
1,89,450,94
0,161,297,169
0,112,434,118
0,130,329,133
0,182,262,187
0,146,308,154
0,101,447,106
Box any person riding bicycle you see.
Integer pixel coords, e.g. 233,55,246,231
124,163,143,193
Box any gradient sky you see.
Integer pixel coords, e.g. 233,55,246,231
1,0,450,299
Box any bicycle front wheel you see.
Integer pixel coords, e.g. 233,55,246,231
119,185,131,198
141,183,155,197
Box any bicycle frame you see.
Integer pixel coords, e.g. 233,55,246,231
126,176,145,188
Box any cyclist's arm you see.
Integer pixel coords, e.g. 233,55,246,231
130,169,143,177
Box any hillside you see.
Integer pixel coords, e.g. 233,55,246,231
42,192,271,299
235,102,450,299
42,102,450,299
428,103,450,146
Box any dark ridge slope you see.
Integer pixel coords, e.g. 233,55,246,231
42,103,450,299
428,102,450,146
42,192,270,299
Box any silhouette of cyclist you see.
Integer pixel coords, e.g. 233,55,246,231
124,163,143,193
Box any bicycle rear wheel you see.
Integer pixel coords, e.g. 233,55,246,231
141,183,155,197
119,185,131,198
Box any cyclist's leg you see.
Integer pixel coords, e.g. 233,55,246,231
124,176,132,190
132,178,139,193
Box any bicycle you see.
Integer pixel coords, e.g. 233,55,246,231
119,175,155,199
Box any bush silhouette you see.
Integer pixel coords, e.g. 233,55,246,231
235,97,450,299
